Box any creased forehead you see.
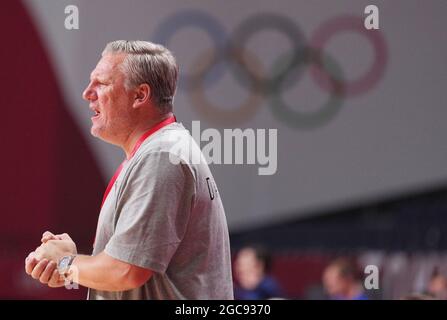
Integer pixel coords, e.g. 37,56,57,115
90,53,127,80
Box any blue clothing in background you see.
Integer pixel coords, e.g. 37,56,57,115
235,276,283,300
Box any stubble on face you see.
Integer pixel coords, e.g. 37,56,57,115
87,54,135,145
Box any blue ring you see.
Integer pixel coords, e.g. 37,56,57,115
152,10,227,90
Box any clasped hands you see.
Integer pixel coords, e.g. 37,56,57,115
24,231,77,287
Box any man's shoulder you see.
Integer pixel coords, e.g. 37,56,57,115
136,123,204,167
140,123,192,152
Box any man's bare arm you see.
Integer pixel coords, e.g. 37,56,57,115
69,252,153,292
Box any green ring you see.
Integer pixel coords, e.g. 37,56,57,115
269,48,345,129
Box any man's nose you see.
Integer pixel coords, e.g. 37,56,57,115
82,83,97,102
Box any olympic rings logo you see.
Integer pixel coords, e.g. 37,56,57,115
153,10,388,129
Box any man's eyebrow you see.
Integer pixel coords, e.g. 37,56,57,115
90,73,109,82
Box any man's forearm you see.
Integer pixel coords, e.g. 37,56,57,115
70,252,137,292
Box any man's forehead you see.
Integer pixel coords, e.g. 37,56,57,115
90,53,126,79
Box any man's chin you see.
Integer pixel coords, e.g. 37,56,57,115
90,126,106,141
90,127,119,146
90,127,100,138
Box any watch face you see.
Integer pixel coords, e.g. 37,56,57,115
60,257,69,269
58,256,71,273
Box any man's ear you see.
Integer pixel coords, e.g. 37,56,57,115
133,83,151,109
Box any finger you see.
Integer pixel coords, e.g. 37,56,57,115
42,231,54,238
41,231,56,243
25,251,35,263
31,259,48,280
39,261,57,284
57,233,73,241
48,269,64,288
25,255,39,275
34,247,44,261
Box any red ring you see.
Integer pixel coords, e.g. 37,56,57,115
310,15,388,97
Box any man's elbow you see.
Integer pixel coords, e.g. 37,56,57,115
120,265,153,291
96,252,153,291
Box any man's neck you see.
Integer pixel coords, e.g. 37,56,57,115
121,112,173,159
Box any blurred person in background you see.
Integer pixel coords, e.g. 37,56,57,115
233,245,284,300
425,267,447,299
322,257,369,300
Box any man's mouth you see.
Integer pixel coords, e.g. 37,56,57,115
91,108,101,119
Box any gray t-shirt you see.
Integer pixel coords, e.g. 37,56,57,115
88,122,233,300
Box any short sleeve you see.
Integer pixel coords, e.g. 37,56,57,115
104,151,195,273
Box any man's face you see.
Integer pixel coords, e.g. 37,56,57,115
82,53,135,144
428,275,447,298
235,248,264,289
323,267,348,297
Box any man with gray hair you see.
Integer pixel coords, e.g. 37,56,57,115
24,40,234,299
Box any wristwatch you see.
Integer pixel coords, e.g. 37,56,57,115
57,255,76,276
